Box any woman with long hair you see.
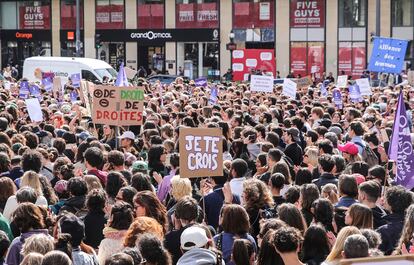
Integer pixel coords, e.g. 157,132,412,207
277,203,308,234
394,204,414,255
345,203,373,229
133,191,168,234
256,220,286,265
101,125,116,150
325,226,361,264
106,172,127,204
232,239,255,265
98,201,134,264
242,178,274,239
213,204,257,264
299,184,320,227
311,198,336,233
123,216,164,247
148,145,169,177
301,224,330,265
0,177,16,212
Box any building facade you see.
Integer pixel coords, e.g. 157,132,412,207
0,0,411,78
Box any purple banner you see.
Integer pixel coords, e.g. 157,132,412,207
71,73,81,88
389,90,414,189
195,77,207,87
333,89,343,109
19,81,30,99
349,84,361,103
42,77,53,92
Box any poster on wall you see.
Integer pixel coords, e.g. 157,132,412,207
290,42,307,77
232,49,276,81
290,0,325,28
352,42,366,78
96,4,124,29
19,5,50,29
290,42,324,78
177,3,218,28
307,43,325,79
338,42,366,79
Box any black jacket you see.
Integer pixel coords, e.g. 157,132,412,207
284,142,303,166
312,173,338,190
84,210,107,249
377,213,405,255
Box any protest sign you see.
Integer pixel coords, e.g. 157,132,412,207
250,75,273,93
282,78,297,99
124,67,138,80
408,70,414,86
4,82,10,90
92,85,144,126
25,98,43,122
320,80,328,97
295,76,313,89
80,81,92,115
355,78,372,96
195,77,208,87
209,86,218,105
340,254,414,265
42,77,53,92
333,89,343,109
19,81,30,99
52,77,62,98
71,73,81,88
349,84,361,103
70,91,79,102
179,128,223,178
368,37,408,74
336,75,348,87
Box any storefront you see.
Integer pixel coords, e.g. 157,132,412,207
0,0,52,69
60,0,84,57
96,28,220,77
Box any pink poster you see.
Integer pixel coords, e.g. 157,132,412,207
96,5,124,29
307,43,324,79
232,49,276,81
176,3,218,28
290,43,307,77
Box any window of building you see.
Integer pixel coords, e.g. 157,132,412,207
137,0,164,29
0,1,51,30
338,0,367,27
338,42,366,79
176,0,219,29
61,0,84,29
290,42,324,78
96,0,124,29
392,0,413,27
233,0,274,29
177,42,219,79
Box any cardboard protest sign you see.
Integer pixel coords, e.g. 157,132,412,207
71,73,81,88
52,77,62,98
340,254,414,265
355,78,371,96
336,75,348,87
282,78,297,99
179,128,223,178
295,76,313,89
92,85,144,126
80,81,92,115
25,98,43,122
250,75,274,93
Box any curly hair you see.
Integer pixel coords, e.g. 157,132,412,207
123,217,164,247
12,202,45,233
133,191,168,233
243,178,274,212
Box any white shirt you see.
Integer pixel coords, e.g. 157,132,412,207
230,177,246,203
3,195,48,221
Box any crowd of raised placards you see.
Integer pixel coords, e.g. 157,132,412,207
0,68,414,265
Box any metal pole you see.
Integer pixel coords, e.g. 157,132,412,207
375,0,381,36
76,0,81,57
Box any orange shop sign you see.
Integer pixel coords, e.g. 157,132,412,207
15,32,33,39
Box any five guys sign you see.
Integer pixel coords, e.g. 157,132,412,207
290,0,325,28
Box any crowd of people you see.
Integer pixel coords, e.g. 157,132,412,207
0,68,412,265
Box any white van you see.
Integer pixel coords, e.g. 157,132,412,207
23,57,117,85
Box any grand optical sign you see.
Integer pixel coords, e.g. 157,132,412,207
130,31,172,40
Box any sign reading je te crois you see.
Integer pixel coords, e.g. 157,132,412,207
92,86,144,126
368,37,408,74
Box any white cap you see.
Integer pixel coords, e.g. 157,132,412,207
118,131,135,140
180,227,209,250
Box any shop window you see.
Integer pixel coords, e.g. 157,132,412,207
233,0,274,29
177,42,219,79
61,0,84,29
338,0,367,27
290,42,324,79
137,0,164,29
392,0,413,27
176,0,218,29
338,42,366,79
96,0,124,29
0,1,51,30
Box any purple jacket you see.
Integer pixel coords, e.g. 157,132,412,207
6,229,49,265
157,169,176,202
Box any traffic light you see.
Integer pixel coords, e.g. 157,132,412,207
95,33,102,49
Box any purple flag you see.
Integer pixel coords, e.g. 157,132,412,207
389,90,414,189
115,63,129,87
333,89,343,109
349,84,362,103
195,77,207,87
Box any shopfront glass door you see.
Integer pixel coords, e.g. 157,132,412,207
138,45,165,75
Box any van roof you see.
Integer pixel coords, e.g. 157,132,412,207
24,56,112,69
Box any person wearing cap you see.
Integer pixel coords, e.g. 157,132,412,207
177,226,224,265
282,128,303,166
118,131,136,155
338,142,362,174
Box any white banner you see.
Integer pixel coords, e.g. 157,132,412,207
250,75,274,93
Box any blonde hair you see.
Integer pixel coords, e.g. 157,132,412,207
21,234,54,257
321,184,339,204
20,253,44,265
171,175,192,200
304,147,319,167
84,175,103,192
325,226,361,261
20,171,43,196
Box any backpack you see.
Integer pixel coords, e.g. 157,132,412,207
354,142,379,168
